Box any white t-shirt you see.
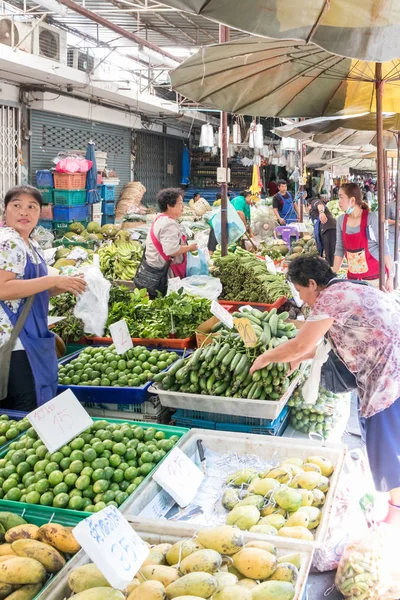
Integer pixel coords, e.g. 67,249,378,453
145,215,185,274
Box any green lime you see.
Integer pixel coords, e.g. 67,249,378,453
69,460,84,475
83,448,96,463
48,471,63,487
71,437,85,450
109,454,121,468
133,476,144,486
34,471,46,482
102,490,115,503
124,467,138,481
82,486,95,499
7,487,21,501
126,483,137,495
133,427,145,440
26,491,40,504
112,443,126,456
114,491,128,506
103,467,113,481
119,480,129,492
92,468,105,482
140,463,155,476
16,462,30,477
53,482,69,495
35,479,50,494
6,428,18,440
45,462,59,475
53,493,69,508
154,431,165,441
64,473,78,487
70,450,84,462
60,457,72,471
92,458,108,470
140,452,153,464
93,479,109,494
22,474,36,488
60,445,72,457
3,479,17,493
68,496,84,511
92,442,105,455
118,360,127,371
94,502,107,512
40,492,54,506
112,469,124,483
81,466,93,478
112,430,123,443
76,475,91,490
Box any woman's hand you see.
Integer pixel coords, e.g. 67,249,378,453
188,242,198,253
51,275,86,296
319,213,328,224
250,352,271,375
385,275,394,293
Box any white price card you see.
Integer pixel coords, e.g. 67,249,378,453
27,389,93,454
211,300,234,329
73,506,149,590
152,447,204,508
109,319,133,355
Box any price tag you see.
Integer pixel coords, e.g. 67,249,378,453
109,319,133,355
73,506,149,590
27,389,93,453
211,300,233,329
152,447,204,508
234,317,258,347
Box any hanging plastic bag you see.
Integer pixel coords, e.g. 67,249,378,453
179,275,222,301
186,250,209,277
74,261,111,336
213,203,246,245
302,338,331,405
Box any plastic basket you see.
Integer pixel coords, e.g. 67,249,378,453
40,188,54,204
100,185,115,201
53,189,87,206
102,200,115,215
37,219,53,230
53,238,95,249
219,296,288,312
53,172,87,190
40,205,53,220
53,220,89,237
36,170,53,188
86,335,196,349
53,205,89,223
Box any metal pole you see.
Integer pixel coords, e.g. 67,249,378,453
220,24,229,256
395,134,400,288
375,62,386,290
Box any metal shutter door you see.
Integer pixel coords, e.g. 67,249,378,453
30,110,131,197
0,104,21,204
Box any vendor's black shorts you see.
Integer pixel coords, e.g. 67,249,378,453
3,350,37,412
208,228,218,252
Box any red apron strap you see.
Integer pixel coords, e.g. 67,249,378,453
150,216,170,263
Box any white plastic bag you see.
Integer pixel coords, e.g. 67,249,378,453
32,226,54,250
179,275,222,301
302,339,331,405
74,263,111,336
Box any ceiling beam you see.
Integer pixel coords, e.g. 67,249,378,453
132,0,198,45
54,0,183,63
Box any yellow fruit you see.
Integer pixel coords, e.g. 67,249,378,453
296,472,321,490
286,465,305,477
0,546,16,557
5,526,39,544
261,514,286,530
153,544,172,557
138,566,180,588
226,506,260,530
0,557,15,564
232,548,277,580
165,572,218,599
261,505,286,517
127,580,166,600
281,458,304,468
277,553,302,569
302,463,322,475
68,563,111,593
180,549,221,575
297,507,322,530
251,580,295,600
249,478,280,496
214,571,238,590
227,566,244,580
37,524,80,554
298,489,314,507
196,526,244,555
12,539,65,573
238,578,257,589
222,489,240,511
285,512,309,529
226,469,258,486
278,527,314,541
141,549,166,567
166,540,204,566
235,495,265,510
213,584,251,599
3,584,43,600
244,541,277,555
249,525,278,536
0,583,15,599
317,476,330,493
266,467,292,484
124,580,140,594
312,489,326,507
269,563,298,584
306,456,334,477
0,557,46,585
70,588,124,600
273,487,302,512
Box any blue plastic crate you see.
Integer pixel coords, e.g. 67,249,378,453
100,185,115,201
101,214,115,225
53,204,89,222
37,219,53,230
36,170,53,188
102,200,115,215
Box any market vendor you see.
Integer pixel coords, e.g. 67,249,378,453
251,255,400,526
308,196,337,266
273,180,299,225
0,185,86,411
333,183,393,290
188,192,201,209
231,190,253,233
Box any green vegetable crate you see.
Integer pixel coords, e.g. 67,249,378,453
0,418,188,527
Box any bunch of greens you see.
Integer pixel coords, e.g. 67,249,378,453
106,288,211,339
49,293,84,343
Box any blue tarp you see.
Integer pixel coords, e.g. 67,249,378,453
86,142,101,205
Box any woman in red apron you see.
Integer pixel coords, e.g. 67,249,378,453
144,188,198,285
0,186,86,411
333,183,393,290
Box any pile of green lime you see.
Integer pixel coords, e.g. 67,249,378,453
0,420,180,512
0,415,30,448
58,345,180,387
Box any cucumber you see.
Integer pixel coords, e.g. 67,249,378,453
278,311,289,321
153,372,168,383
247,382,259,399
207,373,216,391
175,366,189,381
187,348,202,368
230,352,243,372
263,307,277,323
269,313,279,337
234,354,248,376
216,343,231,363
214,381,229,395
190,371,199,384
252,370,262,382
222,348,236,367
211,321,224,333
168,358,185,376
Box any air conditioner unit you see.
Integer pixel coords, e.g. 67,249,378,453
67,48,98,73
32,21,67,64
0,17,33,53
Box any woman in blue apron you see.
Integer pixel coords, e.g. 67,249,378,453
272,180,299,224
0,186,86,411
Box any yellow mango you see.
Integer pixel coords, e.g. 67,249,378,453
180,549,222,575
214,571,238,590
312,489,326,507
285,512,309,529
302,463,322,475
196,526,244,555
138,565,180,588
260,514,286,530
237,578,257,589
298,489,314,507
306,456,334,477
296,472,321,490
166,540,204,566
232,548,277,580
0,545,16,557
127,580,166,600
249,478,280,496
226,506,260,530
226,469,259,486
261,505,286,517
278,527,314,541
3,584,43,600
235,495,265,510
244,541,277,555
12,539,65,573
141,549,166,567
269,562,299,584
265,467,292,484
71,588,124,600
37,523,80,554
213,584,251,599
281,458,304,468
317,476,330,493
297,506,322,530
0,583,15,599
277,553,302,569
0,557,46,585
165,572,218,599
4,526,39,544
273,487,302,512
68,563,111,593
249,525,278,536
251,581,295,600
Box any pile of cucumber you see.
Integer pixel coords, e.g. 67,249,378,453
153,309,299,401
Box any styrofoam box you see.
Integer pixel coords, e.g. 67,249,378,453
91,212,102,225
91,203,102,216
38,522,313,600
123,429,347,549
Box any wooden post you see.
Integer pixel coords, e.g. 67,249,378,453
375,63,386,290
220,24,230,256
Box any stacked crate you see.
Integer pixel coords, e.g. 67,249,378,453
100,184,116,225
36,170,54,229
52,172,89,237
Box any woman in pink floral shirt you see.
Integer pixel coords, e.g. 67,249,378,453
251,255,400,526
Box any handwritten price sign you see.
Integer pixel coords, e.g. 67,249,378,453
211,300,233,329
27,389,93,453
152,447,204,508
73,506,149,590
234,317,258,347
109,319,133,355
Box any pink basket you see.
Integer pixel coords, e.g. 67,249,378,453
53,173,86,190
40,205,53,220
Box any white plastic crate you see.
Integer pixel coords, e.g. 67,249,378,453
91,202,102,216
82,396,171,423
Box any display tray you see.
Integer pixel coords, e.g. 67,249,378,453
219,295,287,311
38,522,313,600
150,370,303,420
85,335,196,349
122,429,347,549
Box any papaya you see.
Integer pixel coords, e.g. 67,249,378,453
166,540,204,566
249,478,280,496
226,506,260,530
4,584,43,600
213,584,251,599
180,549,221,575
5,526,39,543
251,581,295,600
269,562,298,584
127,580,166,600
68,563,111,593
306,456,334,477
165,572,218,599
12,539,65,573
232,548,277,580
278,526,314,541
273,487,302,512
138,565,180,587
245,541,277,555
196,526,244,555
71,589,124,600
277,553,302,569
37,523,80,554
0,557,46,585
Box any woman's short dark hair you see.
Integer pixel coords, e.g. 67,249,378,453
241,190,251,198
4,185,43,208
288,256,336,288
157,188,184,212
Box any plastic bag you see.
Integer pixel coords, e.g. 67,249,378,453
74,263,111,336
32,226,54,250
213,203,246,245
302,339,331,405
55,156,92,173
179,275,222,300
186,250,209,277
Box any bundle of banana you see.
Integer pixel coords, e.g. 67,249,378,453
98,240,143,281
